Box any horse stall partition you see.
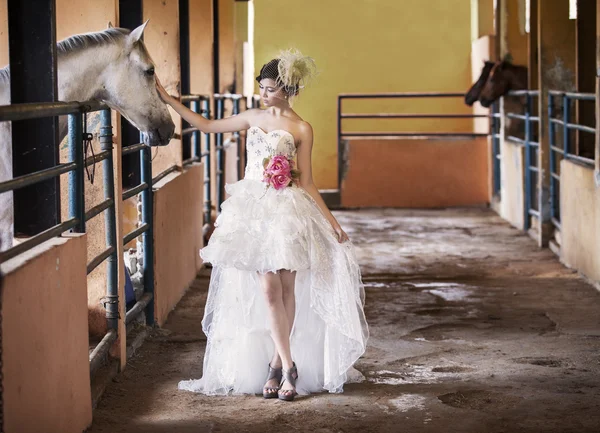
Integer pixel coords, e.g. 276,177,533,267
120,141,155,328
547,91,599,282
0,100,118,432
504,90,540,232
337,92,491,208
548,91,596,232
181,94,212,225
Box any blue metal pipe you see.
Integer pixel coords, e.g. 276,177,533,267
524,95,532,231
68,113,85,233
215,98,225,214
492,102,501,197
100,109,119,330
191,100,201,160
140,139,155,326
563,95,570,158
202,98,212,225
548,94,558,227
232,98,241,179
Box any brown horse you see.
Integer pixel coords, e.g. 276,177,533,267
478,61,528,107
465,61,496,106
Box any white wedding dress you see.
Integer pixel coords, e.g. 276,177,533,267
178,126,368,395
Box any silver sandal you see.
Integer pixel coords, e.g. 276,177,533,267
263,364,282,399
278,363,298,402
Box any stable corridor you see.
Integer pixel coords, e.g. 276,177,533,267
88,208,600,433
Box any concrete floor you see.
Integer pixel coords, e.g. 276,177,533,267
87,208,600,433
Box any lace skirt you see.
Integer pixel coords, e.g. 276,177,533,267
178,179,369,395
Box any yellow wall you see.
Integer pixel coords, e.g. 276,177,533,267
254,0,473,189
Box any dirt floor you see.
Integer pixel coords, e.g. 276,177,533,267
87,208,600,433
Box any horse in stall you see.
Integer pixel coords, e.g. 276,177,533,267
466,59,529,138
0,22,175,251
465,61,496,106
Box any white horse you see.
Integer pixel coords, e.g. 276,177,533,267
0,22,175,251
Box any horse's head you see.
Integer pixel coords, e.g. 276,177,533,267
101,22,174,146
465,61,495,106
478,61,528,108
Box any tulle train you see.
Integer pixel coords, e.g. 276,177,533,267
178,179,368,395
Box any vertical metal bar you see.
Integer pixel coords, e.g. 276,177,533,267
492,102,501,196
191,100,200,160
548,93,556,224
232,98,241,179
119,0,143,190
179,0,191,161
337,95,342,189
215,98,224,214
563,94,570,157
524,94,532,231
8,0,60,236
100,110,119,330
203,98,212,224
140,139,154,326
68,113,85,233
179,0,190,96
213,0,220,94
245,97,255,167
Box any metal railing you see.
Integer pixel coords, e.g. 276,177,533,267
181,94,212,225
491,103,501,197
0,100,119,376
121,138,156,330
213,93,246,214
337,92,489,189
548,91,596,231
504,90,540,231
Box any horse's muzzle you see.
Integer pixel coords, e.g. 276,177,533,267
143,121,175,146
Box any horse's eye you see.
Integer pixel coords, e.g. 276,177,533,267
145,67,155,76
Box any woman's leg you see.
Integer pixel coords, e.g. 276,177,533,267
270,270,297,395
269,270,297,368
259,271,294,391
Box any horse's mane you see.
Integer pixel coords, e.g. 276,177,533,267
0,27,134,83
57,27,131,56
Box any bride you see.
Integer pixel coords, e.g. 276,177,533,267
156,49,368,402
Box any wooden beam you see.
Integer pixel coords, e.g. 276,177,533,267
8,0,60,236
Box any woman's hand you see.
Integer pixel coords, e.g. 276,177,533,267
155,76,174,105
333,224,349,243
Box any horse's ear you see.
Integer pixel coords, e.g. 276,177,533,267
107,21,113,29
129,20,149,43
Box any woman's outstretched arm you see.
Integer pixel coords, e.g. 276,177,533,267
156,76,257,134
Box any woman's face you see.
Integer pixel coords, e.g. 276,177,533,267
259,78,288,107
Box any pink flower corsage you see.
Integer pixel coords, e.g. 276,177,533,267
262,154,300,190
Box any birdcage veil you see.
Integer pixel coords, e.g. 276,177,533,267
256,48,318,104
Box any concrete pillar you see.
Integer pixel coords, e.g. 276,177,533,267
596,0,600,185
143,0,183,177
498,0,529,229
536,0,576,247
576,0,596,159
